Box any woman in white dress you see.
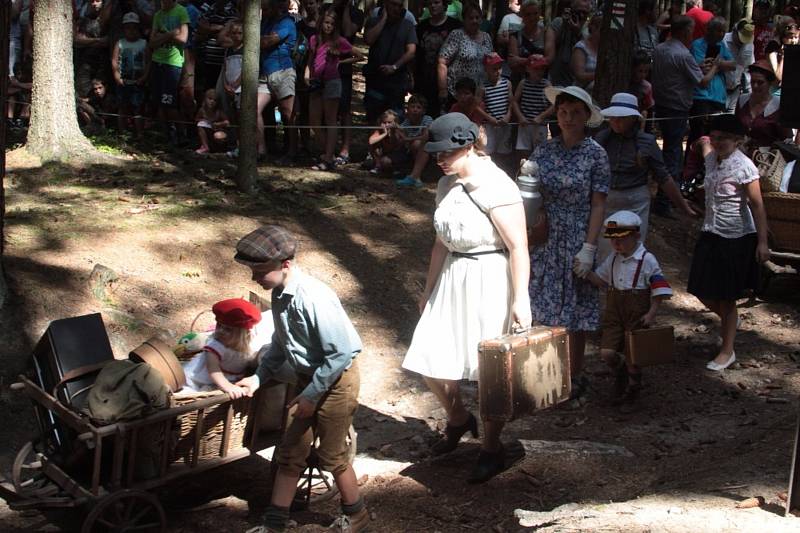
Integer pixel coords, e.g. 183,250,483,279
402,113,532,483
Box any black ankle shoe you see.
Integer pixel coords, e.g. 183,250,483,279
467,447,505,484
431,413,479,456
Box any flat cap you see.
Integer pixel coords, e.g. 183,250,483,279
235,225,297,267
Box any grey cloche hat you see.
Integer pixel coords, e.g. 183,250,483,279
424,113,480,153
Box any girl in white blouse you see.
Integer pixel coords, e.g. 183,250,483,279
687,114,769,372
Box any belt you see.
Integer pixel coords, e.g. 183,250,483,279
451,249,506,260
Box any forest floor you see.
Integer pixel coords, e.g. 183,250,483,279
1,121,800,532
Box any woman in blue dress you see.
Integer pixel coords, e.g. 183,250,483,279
528,86,609,399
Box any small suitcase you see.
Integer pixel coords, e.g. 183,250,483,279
478,326,571,422
31,313,115,452
624,326,675,367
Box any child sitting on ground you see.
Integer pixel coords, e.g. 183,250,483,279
182,298,264,398
481,53,513,160
395,94,433,188
195,88,230,154
585,211,673,410
77,79,117,131
512,54,553,161
368,109,405,176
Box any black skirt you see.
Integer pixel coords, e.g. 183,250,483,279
687,232,759,301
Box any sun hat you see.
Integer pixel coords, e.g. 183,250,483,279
212,298,262,330
709,114,746,137
748,58,776,81
424,113,480,153
603,210,642,238
525,54,549,70
122,12,140,25
600,92,642,119
235,225,298,267
483,52,504,66
544,85,604,127
735,19,755,44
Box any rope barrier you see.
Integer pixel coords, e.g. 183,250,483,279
5,98,734,130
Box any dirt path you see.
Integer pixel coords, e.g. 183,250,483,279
2,148,800,532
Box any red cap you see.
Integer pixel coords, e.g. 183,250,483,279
212,298,262,329
526,54,549,70
483,52,504,66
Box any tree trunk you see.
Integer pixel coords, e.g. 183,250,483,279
25,0,94,161
0,0,9,308
593,0,640,108
236,0,261,193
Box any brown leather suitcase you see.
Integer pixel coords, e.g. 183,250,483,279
625,326,675,367
478,326,571,422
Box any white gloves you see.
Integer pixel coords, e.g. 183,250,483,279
573,242,597,278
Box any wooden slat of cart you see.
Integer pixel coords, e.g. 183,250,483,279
159,420,172,476
91,434,103,496
191,408,205,467
110,430,126,489
221,404,233,458
126,428,139,487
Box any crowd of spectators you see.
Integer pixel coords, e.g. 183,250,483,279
5,0,800,178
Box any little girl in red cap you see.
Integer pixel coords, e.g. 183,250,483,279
182,298,266,398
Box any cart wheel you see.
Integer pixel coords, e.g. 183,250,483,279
81,489,166,533
12,440,56,497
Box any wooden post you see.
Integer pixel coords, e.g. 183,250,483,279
593,0,640,108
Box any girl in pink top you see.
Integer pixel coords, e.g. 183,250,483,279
305,9,364,171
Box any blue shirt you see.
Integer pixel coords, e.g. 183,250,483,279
260,14,296,76
254,269,362,404
691,37,733,105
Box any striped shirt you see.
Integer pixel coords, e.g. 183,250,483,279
519,78,549,120
483,78,511,119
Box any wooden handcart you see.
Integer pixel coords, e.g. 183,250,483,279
1,374,290,532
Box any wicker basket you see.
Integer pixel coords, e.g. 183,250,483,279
763,191,800,253
172,391,252,464
754,149,787,193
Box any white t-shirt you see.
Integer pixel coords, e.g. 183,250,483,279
702,149,758,238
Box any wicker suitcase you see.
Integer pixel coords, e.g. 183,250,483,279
624,326,675,367
478,326,570,422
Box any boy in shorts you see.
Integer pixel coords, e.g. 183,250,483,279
235,226,369,533
586,211,673,410
148,0,190,145
112,12,149,137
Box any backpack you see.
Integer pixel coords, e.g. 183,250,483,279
84,360,171,425
292,28,310,72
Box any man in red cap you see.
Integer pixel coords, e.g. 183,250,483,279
234,225,368,533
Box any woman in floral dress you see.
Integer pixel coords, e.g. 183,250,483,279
437,3,493,109
528,86,609,400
